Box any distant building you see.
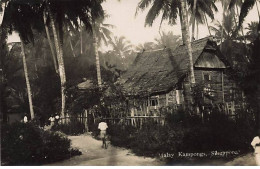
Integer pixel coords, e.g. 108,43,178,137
119,37,245,117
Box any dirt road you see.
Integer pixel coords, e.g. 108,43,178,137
46,134,163,166
45,134,257,166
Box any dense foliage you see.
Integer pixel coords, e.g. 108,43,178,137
1,122,81,165
51,119,86,136
108,108,255,161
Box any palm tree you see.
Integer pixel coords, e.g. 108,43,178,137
229,0,258,28
0,2,6,26
209,13,238,43
45,5,67,119
67,17,114,87
92,18,114,88
135,42,155,52
246,21,259,42
256,0,260,20
180,0,195,84
109,36,132,58
228,0,260,131
108,36,133,70
0,26,12,123
43,10,58,73
136,0,196,85
42,0,105,118
228,0,247,45
217,0,231,49
92,23,102,87
189,0,218,40
1,0,45,120
191,0,197,41
20,41,35,119
154,31,182,49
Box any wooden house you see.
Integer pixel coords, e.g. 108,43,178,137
119,37,245,117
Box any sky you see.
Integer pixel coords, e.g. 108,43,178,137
1,0,259,47
101,0,259,46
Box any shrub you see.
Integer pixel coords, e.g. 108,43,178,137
1,122,81,166
130,122,185,157
107,108,254,160
107,124,137,148
90,122,100,139
51,119,85,136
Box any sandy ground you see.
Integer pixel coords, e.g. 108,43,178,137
45,134,258,166
45,134,163,166
225,153,256,166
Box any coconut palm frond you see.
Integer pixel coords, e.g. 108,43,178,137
136,0,154,15
145,0,166,26
238,0,256,28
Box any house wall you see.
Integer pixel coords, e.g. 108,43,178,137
127,70,244,117
223,74,245,115
194,69,224,104
186,69,244,114
180,69,225,106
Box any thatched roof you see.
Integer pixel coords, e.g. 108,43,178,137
119,37,226,96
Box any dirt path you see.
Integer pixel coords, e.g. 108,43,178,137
45,134,164,166
225,153,256,166
45,134,257,166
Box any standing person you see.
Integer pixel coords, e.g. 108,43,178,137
23,115,28,123
251,129,260,166
98,119,108,149
49,116,55,127
55,114,60,126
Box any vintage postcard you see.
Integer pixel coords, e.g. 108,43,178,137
0,0,260,166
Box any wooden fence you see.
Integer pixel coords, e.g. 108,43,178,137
58,114,165,132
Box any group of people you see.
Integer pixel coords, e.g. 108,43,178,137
48,115,60,127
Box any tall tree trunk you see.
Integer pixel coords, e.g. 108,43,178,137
179,7,186,44
220,11,225,50
257,85,260,131
0,26,8,123
92,23,102,88
191,0,197,41
256,1,260,20
69,38,76,57
0,2,6,26
80,25,83,55
180,0,196,84
47,6,66,118
204,14,211,36
43,10,58,74
196,20,199,39
21,40,34,120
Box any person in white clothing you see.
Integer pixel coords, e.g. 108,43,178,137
49,116,55,127
55,115,60,125
98,119,108,148
23,115,28,123
251,130,260,166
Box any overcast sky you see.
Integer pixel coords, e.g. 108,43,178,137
102,0,259,46
1,0,259,47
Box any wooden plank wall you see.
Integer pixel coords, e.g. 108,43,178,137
194,69,224,104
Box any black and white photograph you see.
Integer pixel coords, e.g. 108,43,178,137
0,0,260,166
